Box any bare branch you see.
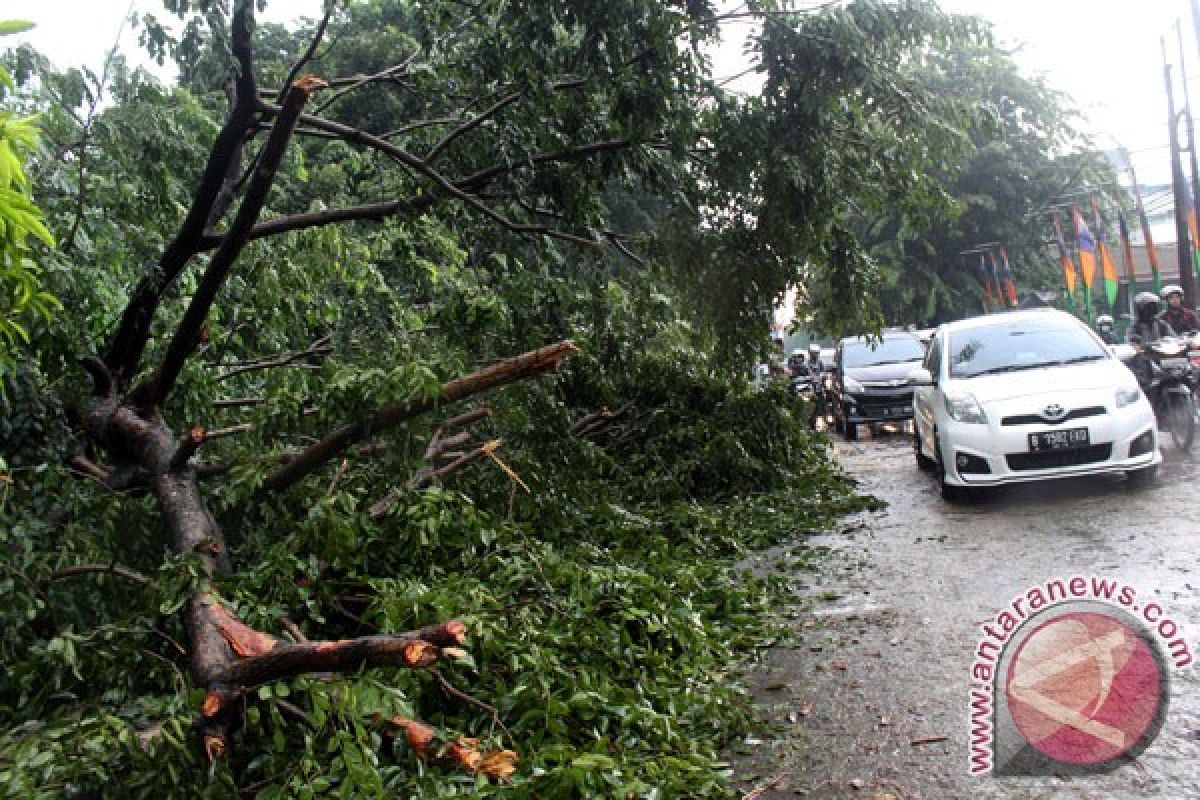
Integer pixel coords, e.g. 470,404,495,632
206,423,255,441
213,396,264,408
279,5,334,100
209,618,469,686
423,89,524,163
216,336,333,382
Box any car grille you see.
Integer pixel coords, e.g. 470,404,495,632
857,391,913,418
1000,406,1107,427
1005,443,1112,471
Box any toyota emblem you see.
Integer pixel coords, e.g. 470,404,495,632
1042,403,1067,420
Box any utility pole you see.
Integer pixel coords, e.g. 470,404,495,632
1163,36,1197,306
1191,0,1200,69
1177,21,1200,301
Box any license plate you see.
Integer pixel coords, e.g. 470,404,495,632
1028,428,1089,452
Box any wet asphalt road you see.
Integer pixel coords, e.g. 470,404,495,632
734,427,1200,800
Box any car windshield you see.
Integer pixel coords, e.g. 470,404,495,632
948,318,1107,379
842,336,925,368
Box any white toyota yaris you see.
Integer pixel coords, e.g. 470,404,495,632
909,310,1161,502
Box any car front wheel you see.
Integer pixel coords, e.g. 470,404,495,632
914,427,935,471
935,436,976,504
1127,465,1158,489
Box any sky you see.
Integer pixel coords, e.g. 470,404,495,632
6,1,1199,217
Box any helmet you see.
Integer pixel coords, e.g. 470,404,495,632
1095,314,1114,329
791,348,804,357
1161,284,1184,301
1134,291,1161,321
808,343,821,355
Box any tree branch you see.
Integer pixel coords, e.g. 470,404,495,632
278,5,334,100
49,563,157,588
102,3,260,385
195,133,647,251
262,340,576,493
202,611,468,686
148,76,327,405
424,78,586,164
216,335,332,382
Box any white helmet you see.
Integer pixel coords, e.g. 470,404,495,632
808,343,821,354
1161,283,1184,300
1095,314,1114,327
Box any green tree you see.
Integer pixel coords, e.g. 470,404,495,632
0,20,56,381
862,35,1114,324
1,1,1004,795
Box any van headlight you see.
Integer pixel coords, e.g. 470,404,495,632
944,391,987,424
1115,385,1142,408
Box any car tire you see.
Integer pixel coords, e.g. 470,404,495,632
935,436,975,504
843,421,858,441
1127,465,1158,489
914,428,936,471
1167,393,1195,451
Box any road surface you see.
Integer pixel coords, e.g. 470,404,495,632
734,429,1200,799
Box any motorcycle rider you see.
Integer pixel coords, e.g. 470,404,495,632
807,342,824,373
1128,291,1175,344
1126,291,1176,388
1158,284,1200,335
1094,314,1118,345
787,348,809,378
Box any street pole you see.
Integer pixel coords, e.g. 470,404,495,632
1191,0,1200,69
1177,21,1200,298
1163,36,1198,307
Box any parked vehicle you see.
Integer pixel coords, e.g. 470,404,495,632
1116,337,1195,451
910,310,1160,503
831,332,926,440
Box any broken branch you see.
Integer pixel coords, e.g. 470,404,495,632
262,341,576,493
49,563,157,589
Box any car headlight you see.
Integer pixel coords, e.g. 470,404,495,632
1115,385,1142,408
844,376,864,393
944,391,987,424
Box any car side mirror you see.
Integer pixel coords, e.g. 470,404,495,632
907,367,935,386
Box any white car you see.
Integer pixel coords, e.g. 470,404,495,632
909,310,1160,502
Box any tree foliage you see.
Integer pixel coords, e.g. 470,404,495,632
0,0,1090,795
0,19,56,382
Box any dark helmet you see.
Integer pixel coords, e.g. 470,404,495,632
1134,291,1161,322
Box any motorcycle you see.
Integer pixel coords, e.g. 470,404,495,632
1122,337,1196,451
790,368,822,428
